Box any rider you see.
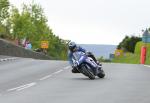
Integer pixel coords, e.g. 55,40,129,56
68,42,102,73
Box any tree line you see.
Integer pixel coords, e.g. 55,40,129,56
0,0,68,60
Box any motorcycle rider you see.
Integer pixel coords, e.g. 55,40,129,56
68,42,102,74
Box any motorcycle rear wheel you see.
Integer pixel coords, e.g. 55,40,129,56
97,69,105,78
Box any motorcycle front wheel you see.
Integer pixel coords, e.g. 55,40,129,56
81,64,95,80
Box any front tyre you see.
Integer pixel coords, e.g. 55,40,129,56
81,64,95,80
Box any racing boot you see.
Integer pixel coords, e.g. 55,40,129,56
71,67,80,73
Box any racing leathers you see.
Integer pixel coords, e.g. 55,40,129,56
68,46,101,73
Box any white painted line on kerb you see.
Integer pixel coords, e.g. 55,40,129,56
0,59,6,62
7,82,36,92
0,58,17,62
39,75,52,81
144,65,150,68
3,59,7,61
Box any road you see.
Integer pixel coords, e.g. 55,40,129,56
0,56,150,103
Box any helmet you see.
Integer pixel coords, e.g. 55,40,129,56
68,42,77,51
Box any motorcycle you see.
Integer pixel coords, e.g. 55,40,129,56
72,51,105,79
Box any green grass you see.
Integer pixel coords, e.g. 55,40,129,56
144,45,150,64
112,53,140,64
135,42,150,64
112,41,150,64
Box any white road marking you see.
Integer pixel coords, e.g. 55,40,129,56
8,85,27,91
7,82,36,92
63,66,70,70
39,66,70,81
7,66,70,93
17,83,36,91
39,75,52,81
144,65,150,68
53,69,63,74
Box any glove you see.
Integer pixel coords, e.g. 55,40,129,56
73,61,79,67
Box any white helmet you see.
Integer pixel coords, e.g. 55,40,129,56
68,42,77,51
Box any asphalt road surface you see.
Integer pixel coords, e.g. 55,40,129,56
0,56,150,103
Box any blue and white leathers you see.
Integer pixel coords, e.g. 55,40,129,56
68,46,86,66
70,50,98,70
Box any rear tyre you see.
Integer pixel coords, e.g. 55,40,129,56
97,69,105,78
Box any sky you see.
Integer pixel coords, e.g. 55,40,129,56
9,0,150,45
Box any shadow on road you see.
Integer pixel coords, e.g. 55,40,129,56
70,77,105,81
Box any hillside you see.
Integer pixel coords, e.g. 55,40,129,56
78,44,117,59
112,41,150,64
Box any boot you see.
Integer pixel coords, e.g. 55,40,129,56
72,67,80,73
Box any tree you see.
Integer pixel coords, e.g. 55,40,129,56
117,35,142,53
10,3,51,41
0,0,9,23
0,0,10,37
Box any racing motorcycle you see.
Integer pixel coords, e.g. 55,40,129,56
72,51,105,80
